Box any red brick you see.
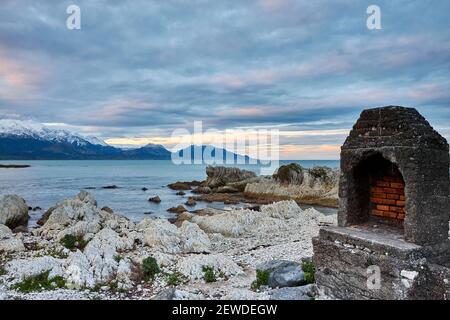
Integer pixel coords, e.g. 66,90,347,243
390,206,404,213
390,182,404,189
376,204,390,211
386,194,399,200
384,211,399,219
371,193,386,199
371,197,396,205
383,188,404,195
376,181,390,187
370,187,384,193
371,209,385,217
398,213,406,220
399,195,405,201
396,200,406,206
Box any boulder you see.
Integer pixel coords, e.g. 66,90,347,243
268,264,305,288
167,205,187,214
257,260,305,288
168,182,192,190
5,256,66,280
149,196,161,203
0,224,25,253
192,186,212,194
0,195,29,229
83,227,134,283
185,197,196,207
205,166,256,188
179,221,210,253
176,191,186,196
139,218,182,253
273,163,304,184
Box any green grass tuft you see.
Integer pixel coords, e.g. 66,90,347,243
251,270,270,291
12,271,66,293
60,234,88,251
302,260,316,284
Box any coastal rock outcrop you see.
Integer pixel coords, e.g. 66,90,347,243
191,200,305,237
205,166,256,188
0,195,29,229
245,164,339,207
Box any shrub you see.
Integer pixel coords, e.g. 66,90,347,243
12,271,66,293
251,270,269,291
302,260,316,284
166,272,184,286
0,266,6,276
142,257,160,282
309,166,330,181
202,266,216,283
60,234,88,251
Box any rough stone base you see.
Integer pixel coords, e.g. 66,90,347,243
312,226,450,300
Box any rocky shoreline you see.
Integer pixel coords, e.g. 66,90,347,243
0,164,338,300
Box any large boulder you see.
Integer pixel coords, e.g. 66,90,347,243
205,166,256,188
257,260,305,288
36,191,103,240
179,221,210,253
0,195,29,229
0,224,25,253
273,163,304,184
138,218,210,254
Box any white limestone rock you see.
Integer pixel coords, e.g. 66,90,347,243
0,195,29,229
38,191,102,240
179,221,211,253
0,237,25,253
139,218,182,254
83,227,133,283
65,250,95,289
5,256,65,280
0,224,13,238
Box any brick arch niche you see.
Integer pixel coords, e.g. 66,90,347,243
338,106,449,246
352,153,406,228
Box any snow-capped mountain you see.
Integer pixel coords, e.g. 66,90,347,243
0,119,171,160
0,119,108,147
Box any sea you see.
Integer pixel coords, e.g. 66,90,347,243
0,160,339,226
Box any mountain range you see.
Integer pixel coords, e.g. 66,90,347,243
0,119,249,161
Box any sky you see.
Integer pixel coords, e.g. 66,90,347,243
0,0,450,159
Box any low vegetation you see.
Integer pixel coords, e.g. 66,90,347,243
0,266,7,276
251,270,270,291
165,272,185,286
60,234,88,251
302,260,316,284
202,266,217,283
142,257,160,282
12,271,66,293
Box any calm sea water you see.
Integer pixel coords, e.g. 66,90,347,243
0,160,339,225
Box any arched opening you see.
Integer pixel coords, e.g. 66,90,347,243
352,153,405,229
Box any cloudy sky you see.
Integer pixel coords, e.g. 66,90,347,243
1,0,450,159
